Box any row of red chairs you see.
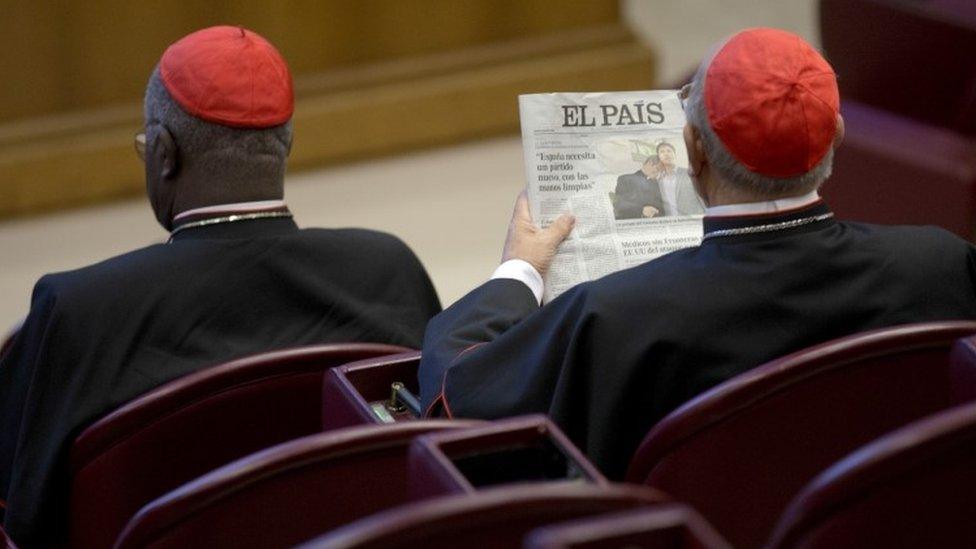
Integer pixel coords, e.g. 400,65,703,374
112,416,703,548
805,11,976,542
295,395,976,549
67,343,411,548
628,321,976,547
3,320,972,547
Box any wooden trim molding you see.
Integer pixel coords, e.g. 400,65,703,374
0,24,655,219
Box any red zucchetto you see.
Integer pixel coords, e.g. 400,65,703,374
160,25,294,128
704,28,839,178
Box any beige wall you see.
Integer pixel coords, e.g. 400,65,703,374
623,0,818,84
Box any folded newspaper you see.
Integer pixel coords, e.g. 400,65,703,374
519,91,705,302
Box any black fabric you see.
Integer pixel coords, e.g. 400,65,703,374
614,170,664,219
0,217,441,547
419,202,976,480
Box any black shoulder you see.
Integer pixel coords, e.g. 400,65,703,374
24,273,62,317
298,227,440,313
591,244,705,292
847,222,974,261
298,227,425,264
32,244,170,304
298,227,406,248
854,223,976,295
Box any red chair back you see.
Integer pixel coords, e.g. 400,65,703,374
1,524,17,549
322,351,422,429
821,0,976,135
821,101,976,241
114,421,478,549
407,415,607,500
769,401,976,548
626,321,976,548
524,504,732,549
302,484,670,549
68,343,408,549
951,334,976,400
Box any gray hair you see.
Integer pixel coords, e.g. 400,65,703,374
144,67,292,182
684,62,833,198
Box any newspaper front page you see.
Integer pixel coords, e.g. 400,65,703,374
519,91,705,302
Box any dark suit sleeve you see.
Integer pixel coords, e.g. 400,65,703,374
614,173,663,219
0,277,71,546
614,175,641,219
419,278,593,419
376,234,443,348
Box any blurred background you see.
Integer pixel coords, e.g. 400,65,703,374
4,0,973,334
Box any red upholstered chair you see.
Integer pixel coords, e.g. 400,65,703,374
951,335,976,400
68,342,409,549
625,321,976,548
407,415,607,500
768,401,976,548
300,484,671,549
113,420,479,549
1,524,17,549
524,504,731,549
820,101,976,241
820,0,976,135
322,351,422,429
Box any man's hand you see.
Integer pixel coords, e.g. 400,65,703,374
642,205,659,218
502,191,575,277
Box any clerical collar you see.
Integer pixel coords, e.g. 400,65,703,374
168,200,293,241
704,190,820,217
173,200,288,221
701,197,834,242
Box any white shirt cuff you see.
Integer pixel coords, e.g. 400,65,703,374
491,259,544,305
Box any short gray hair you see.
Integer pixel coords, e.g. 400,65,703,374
144,68,292,182
684,62,833,198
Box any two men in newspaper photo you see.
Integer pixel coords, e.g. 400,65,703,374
613,140,704,219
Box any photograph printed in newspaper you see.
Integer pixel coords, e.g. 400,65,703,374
519,90,705,302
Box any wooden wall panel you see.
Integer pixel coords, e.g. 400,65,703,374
0,2,65,121
0,0,618,121
0,2,655,219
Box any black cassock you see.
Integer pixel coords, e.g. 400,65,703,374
420,201,976,479
0,217,441,547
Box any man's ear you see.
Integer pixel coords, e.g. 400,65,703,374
684,124,706,177
832,114,845,150
154,126,179,180
684,123,711,206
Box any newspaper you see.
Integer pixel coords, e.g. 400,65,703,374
519,91,704,302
